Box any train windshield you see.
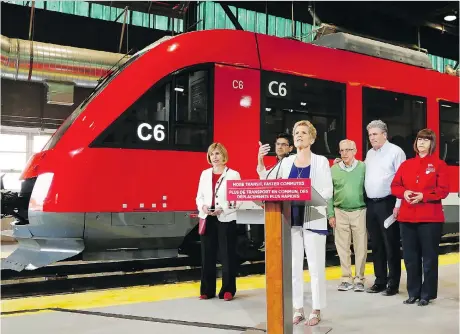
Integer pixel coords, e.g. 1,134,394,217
43,36,173,151
42,54,138,151
80,52,135,109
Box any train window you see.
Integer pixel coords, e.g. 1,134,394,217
91,67,212,151
173,70,209,147
93,81,171,149
363,88,426,159
260,71,345,158
439,101,459,166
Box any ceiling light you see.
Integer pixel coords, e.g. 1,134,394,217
444,14,457,22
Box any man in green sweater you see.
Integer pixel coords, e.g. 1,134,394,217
327,139,367,292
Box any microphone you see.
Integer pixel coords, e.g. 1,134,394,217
266,155,288,180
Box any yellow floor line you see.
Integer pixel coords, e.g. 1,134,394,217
2,253,459,317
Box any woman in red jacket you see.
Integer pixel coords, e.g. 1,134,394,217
391,128,449,306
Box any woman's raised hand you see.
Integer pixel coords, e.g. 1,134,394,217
258,141,270,159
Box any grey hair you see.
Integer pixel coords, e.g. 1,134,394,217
339,139,357,150
366,120,388,134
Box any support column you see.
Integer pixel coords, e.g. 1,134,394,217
264,201,292,333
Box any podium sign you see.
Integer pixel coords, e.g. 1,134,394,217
228,179,306,334
227,178,311,202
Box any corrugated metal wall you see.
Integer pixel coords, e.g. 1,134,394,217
197,1,456,73
5,0,457,73
428,55,457,73
6,1,184,33
197,1,317,43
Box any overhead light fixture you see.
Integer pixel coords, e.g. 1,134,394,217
174,87,184,92
444,14,457,22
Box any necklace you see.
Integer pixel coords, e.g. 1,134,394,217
294,157,308,179
296,166,305,178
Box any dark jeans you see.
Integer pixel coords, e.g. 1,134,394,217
200,215,237,298
366,196,401,288
250,224,265,246
400,222,442,300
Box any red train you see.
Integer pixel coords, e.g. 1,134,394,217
3,29,459,271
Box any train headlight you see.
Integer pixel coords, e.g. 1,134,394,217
29,173,54,211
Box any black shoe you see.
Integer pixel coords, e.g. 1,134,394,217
418,299,429,306
366,284,386,293
403,297,420,304
381,286,399,296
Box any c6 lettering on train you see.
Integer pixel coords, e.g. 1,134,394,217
232,80,244,90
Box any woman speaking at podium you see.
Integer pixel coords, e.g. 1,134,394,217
196,142,241,301
259,120,333,326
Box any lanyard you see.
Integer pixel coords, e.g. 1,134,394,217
214,167,229,194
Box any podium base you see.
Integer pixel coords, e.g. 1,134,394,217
242,322,333,333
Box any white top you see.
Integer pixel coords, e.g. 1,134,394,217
196,167,241,222
271,153,333,231
364,140,406,207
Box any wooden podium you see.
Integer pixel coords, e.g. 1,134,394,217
227,178,317,334
264,201,293,334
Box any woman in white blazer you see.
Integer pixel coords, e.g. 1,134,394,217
196,142,241,301
259,120,333,326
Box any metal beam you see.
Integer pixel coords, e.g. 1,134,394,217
428,3,459,18
308,3,322,26
118,6,128,53
89,1,184,19
219,3,243,31
27,0,35,81
360,2,458,36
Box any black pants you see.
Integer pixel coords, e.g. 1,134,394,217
200,215,237,298
250,224,265,246
400,222,442,300
366,196,401,288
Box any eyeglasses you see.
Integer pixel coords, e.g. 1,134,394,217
339,148,355,153
275,143,290,147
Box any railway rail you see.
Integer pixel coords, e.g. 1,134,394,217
1,236,457,299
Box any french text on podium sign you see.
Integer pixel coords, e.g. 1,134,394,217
227,178,311,201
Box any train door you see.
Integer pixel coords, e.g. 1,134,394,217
259,71,347,249
211,64,262,261
212,64,261,178
439,101,459,231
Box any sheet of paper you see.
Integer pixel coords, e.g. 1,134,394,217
384,214,396,229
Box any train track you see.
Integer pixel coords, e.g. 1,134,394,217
1,256,194,281
1,237,458,299
1,259,267,299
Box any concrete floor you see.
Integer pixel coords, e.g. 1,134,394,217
2,263,459,334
